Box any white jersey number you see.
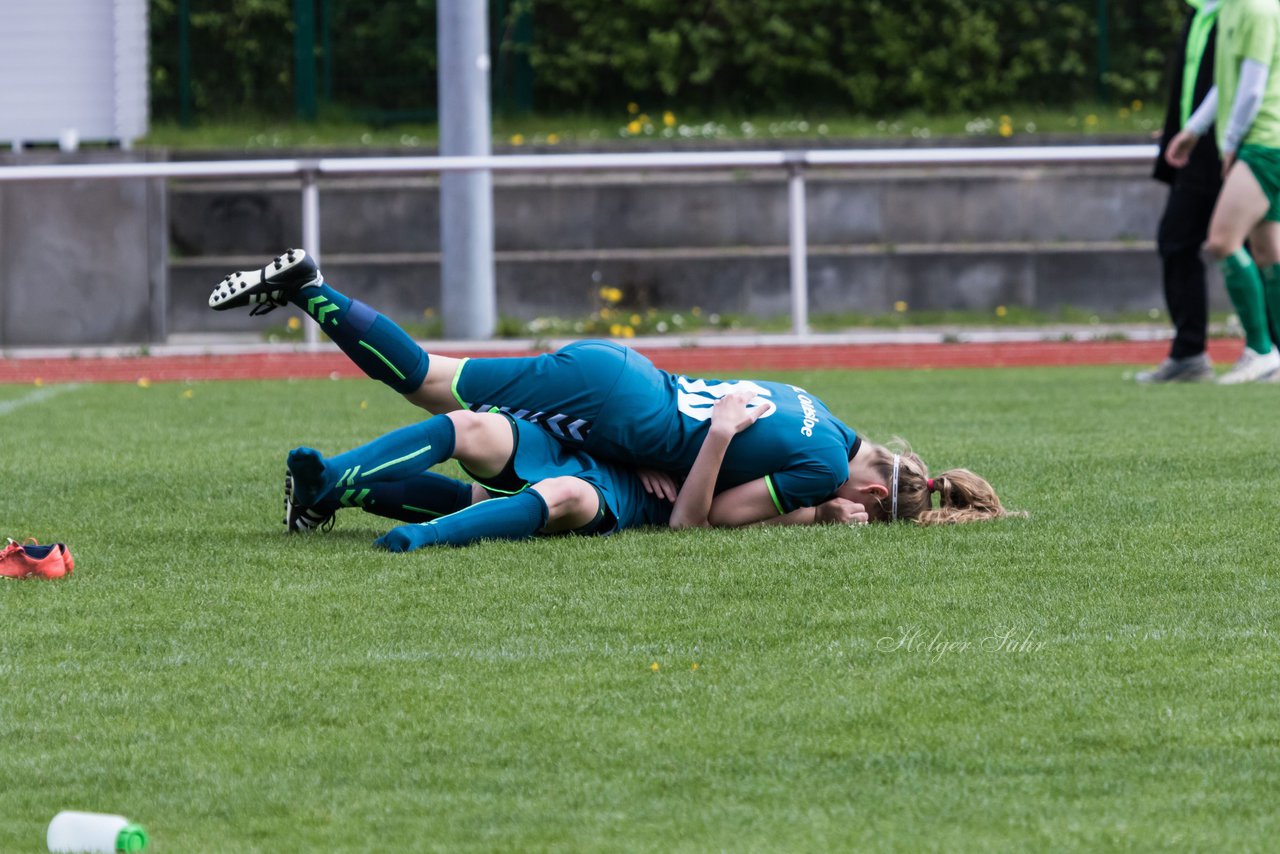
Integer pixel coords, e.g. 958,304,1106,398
676,377,777,422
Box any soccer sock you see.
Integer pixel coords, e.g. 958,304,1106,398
336,472,476,523
1220,249,1273,354
292,282,429,394
288,415,457,505
1260,264,1280,346
375,489,550,552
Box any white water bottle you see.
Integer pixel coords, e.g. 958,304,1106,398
47,811,148,853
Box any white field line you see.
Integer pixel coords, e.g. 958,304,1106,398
0,384,81,417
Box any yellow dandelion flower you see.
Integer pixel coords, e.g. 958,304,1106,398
663,111,676,127
1085,114,1099,127
690,662,700,672
182,389,195,399
630,313,642,325
137,377,152,389
650,661,660,672
627,120,641,135
1118,107,1130,119
691,306,702,316
628,102,640,115
510,133,525,146
637,114,650,126
999,123,1013,138
286,316,301,331
360,400,369,410
424,307,435,318
610,323,623,337
546,133,560,145
894,300,908,313
599,307,613,320
33,377,43,387
1131,99,1143,111
622,326,635,338
995,305,1008,318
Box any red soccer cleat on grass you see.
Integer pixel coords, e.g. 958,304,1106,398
0,538,74,580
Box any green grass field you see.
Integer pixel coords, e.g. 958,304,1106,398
2,367,1277,852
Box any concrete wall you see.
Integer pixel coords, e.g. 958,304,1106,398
0,151,166,347
0,151,1226,346
168,162,1225,336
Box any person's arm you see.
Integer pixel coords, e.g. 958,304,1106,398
1166,85,1218,168
1222,57,1270,156
760,497,869,526
1187,85,1219,137
668,390,773,529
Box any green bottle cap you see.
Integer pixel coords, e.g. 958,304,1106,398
116,823,148,852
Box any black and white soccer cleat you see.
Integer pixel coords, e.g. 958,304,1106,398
284,472,335,534
208,249,322,316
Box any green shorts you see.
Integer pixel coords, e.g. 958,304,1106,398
1238,144,1280,222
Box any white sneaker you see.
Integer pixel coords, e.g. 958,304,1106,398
1135,353,1215,383
1217,346,1280,384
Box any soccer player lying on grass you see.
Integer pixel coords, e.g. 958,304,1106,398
213,250,1015,526
286,389,819,551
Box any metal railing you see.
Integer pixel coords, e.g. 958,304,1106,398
0,144,1158,343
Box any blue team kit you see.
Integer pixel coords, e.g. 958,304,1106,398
453,340,861,515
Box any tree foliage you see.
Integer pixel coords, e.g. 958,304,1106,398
149,0,1188,121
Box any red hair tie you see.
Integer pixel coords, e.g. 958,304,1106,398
926,478,936,493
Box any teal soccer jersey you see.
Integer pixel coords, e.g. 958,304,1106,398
454,341,860,514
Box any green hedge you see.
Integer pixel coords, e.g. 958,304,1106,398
150,0,1187,121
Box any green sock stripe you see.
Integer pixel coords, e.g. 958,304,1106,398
451,358,471,408
337,466,360,487
358,340,407,380
477,481,528,496
361,444,433,478
401,504,444,518
317,304,339,325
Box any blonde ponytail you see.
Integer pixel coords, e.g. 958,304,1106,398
864,440,1025,525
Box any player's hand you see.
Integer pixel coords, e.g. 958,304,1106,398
709,389,774,438
815,497,869,525
1165,130,1198,168
637,468,679,503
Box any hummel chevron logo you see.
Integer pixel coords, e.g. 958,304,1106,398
341,488,371,508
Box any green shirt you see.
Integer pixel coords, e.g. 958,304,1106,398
1217,0,1280,149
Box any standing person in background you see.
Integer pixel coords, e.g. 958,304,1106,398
1167,0,1280,383
1140,0,1222,383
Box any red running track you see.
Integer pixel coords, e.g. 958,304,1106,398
0,339,1246,385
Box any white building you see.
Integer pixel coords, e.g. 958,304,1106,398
0,0,149,149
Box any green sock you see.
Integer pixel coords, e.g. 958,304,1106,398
1261,264,1280,346
1221,250,1273,354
